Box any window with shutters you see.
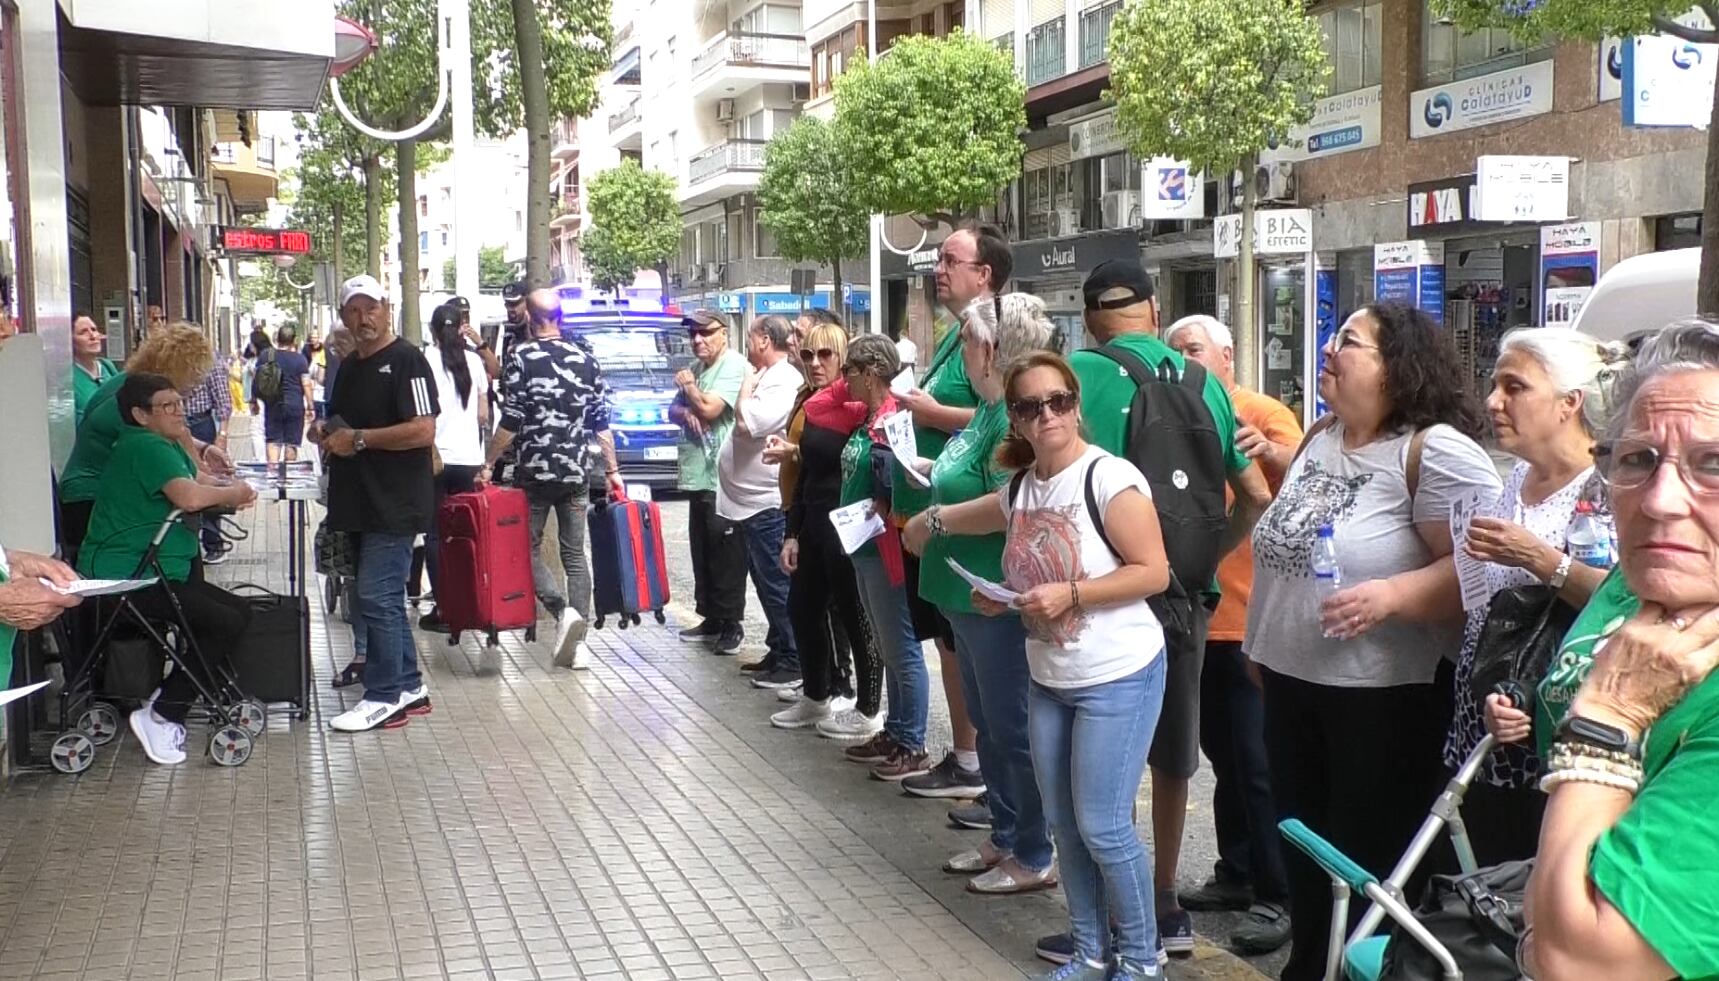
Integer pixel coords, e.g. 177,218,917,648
981,0,1012,38
811,23,864,98
1078,1,1123,69
1025,14,1065,85
1313,1,1382,95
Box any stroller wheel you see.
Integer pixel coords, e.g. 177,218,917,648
208,727,253,767
233,699,268,739
50,731,96,774
77,703,122,746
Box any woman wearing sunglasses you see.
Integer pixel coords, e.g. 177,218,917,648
902,293,1059,895
911,350,1170,980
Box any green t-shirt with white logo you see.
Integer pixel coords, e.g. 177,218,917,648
893,327,977,519
919,398,1012,614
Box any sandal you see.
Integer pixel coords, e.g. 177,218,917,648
943,838,1008,874
967,857,1059,895
332,660,366,689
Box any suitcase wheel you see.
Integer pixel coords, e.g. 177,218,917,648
654,610,666,624
486,630,499,648
526,624,537,643
595,616,606,630
617,618,629,631
631,614,642,627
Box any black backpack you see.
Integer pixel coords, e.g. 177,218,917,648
1084,343,1228,618
253,348,284,404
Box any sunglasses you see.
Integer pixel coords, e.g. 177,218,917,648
1007,391,1079,422
800,347,838,362
688,326,724,339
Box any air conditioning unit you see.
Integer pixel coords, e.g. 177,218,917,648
791,82,811,102
1050,208,1080,238
1101,190,1139,230
704,261,722,283
1257,161,1296,203
716,99,735,122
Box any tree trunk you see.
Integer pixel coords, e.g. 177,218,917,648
364,153,383,279
1701,94,1719,317
657,260,673,303
1235,152,1258,390
512,0,553,287
398,138,422,345
831,258,844,328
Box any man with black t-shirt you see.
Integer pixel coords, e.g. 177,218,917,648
314,274,441,733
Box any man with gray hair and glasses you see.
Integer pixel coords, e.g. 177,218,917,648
718,315,806,689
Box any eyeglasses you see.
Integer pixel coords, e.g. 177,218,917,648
1331,328,1378,353
1594,439,1719,495
1007,391,1080,423
149,400,186,416
937,254,984,270
687,326,723,339
800,347,837,362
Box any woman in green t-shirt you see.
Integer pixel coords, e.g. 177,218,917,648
904,294,1061,896
72,313,119,427
1513,321,1719,981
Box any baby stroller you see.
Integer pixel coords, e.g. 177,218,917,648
52,510,267,774
1278,734,1506,981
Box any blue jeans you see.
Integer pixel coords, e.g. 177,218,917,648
948,611,1054,871
356,532,420,702
1030,657,1167,965
851,552,928,749
740,507,797,669
186,413,223,554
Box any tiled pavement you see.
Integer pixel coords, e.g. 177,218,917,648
0,439,1270,980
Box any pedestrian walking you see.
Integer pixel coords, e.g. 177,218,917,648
253,324,313,463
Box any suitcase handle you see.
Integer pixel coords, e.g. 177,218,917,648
502,591,527,601
497,515,522,527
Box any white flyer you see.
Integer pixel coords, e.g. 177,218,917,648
0,681,49,708
829,499,886,555
946,558,1019,606
890,368,916,396
42,577,157,597
882,410,931,487
1450,489,1508,613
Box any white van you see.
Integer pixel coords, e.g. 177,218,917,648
1568,247,1700,345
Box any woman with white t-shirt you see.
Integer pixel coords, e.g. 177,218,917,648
920,351,1171,981
419,302,490,632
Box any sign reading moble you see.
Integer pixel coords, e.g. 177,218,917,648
214,226,313,255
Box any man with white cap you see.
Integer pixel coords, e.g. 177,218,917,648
314,274,441,733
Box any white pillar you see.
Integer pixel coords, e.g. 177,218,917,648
448,0,479,299
868,0,881,333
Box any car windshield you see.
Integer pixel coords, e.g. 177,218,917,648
576,327,693,388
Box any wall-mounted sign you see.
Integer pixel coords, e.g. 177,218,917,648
1623,18,1718,128
1067,108,1126,162
1012,228,1140,278
1214,209,1314,259
1410,60,1555,138
1262,84,1383,163
715,292,744,313
1140,159,1205,220
1601,36,1625,102
1375,241,1446,325
1474,155,1570,222
749,289,872,315
214,226,312,254
1539,222,1601,328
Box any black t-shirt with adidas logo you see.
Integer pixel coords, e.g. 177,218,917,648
326,336,440,536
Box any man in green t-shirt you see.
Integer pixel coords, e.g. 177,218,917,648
1053,260,1274,960
79,373,257,767
671,310,750,654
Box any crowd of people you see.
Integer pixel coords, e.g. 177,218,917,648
10,214,1719,980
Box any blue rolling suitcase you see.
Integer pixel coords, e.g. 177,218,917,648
588,495,671,629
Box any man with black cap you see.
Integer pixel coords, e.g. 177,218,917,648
1032,259,1272,966
670,309,750,655
501,281,530,341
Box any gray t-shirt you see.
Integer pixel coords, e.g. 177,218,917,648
1244,422,1502,688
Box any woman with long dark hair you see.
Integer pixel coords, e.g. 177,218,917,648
419,301,489,632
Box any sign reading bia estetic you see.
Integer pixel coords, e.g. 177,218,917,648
1262,84,1382,163
1375,241,1446,325
1141,158,1205,220
1474,155,1571,223
1539,222,1602,329
1411,61,1555,138
1623,20,1718,128
1214,209,1313,259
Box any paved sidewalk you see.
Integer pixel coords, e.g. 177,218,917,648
0,493,1270,981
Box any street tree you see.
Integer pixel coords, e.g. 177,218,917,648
584,159,682,297
472,0,613,287
1435,0,1719,313
757,116,869,324
291,105,393,278
580,225,635,294
1108,0,1328,373
831,31,1026,227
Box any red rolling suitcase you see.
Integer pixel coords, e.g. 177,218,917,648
436,486,538,646
588,494,671,629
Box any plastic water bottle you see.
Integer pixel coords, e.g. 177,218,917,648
1567,501,1614,569
1312,523,1343,597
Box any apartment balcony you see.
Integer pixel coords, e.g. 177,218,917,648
689,31,810,101
1024,18,1066,86
681,139,767,207
608,98,642,150
551,119,579,160
551,190,582,230
210,137,278,207
1078,1,1123,69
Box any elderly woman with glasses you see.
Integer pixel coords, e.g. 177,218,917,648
1244,302,1503,981
1451,320,1719,981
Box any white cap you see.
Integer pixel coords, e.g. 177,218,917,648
339,274,386,309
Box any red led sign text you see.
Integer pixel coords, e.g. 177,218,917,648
216,227,313,255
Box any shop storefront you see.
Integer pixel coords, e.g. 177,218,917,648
881,237,942,353
1012,228,1141,352
1217,209,1319,423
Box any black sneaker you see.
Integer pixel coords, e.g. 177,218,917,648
679,619,722,643
902,752,987,799
948,793,992,830
1180,872,1253,912
714,622,744,655
1158,908,1195,958
1035,932,1075,966
739,657,777,673
1230,902,1291,955
418,608,450,634
750,667,802,690
202,545,230,566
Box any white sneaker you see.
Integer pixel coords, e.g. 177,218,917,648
129,707,187,765
817,706,883,741
329,698,407,733
771,696,833,730
776,686,801,703
400,684,431,717
570,642,594,671
552,608,588,667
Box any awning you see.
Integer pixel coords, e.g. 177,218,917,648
57,0,334,109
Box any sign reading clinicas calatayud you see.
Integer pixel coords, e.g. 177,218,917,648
212,226,313,255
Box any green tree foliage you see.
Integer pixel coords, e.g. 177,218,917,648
758,116,869,320
584,159,681,295
831,31,1025,223
1435,0,1719,314
1108,0,1329,374
442,246,513,290
285,107,393,281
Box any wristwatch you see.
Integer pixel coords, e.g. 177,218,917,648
1546,553,1573,589
1556,714,1643,761
353,429,368,453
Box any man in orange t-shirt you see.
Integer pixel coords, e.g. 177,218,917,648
1166,314,1302,955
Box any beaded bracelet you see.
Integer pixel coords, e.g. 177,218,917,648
926,505,946,537
1548,741,1639,767
1546,746,1645,784
1539,767,1640,796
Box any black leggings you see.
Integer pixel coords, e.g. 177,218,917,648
790,515,881,714
127,573,252,724
425,463,482,597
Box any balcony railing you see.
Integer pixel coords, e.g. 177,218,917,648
1025,19,1066,86
688,139,768,185
552,118,578,149
210,139,275,171
692,31,810,79
1079,1,1123,69
210,142,238,164
608,100,639,133
552,190,581,220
